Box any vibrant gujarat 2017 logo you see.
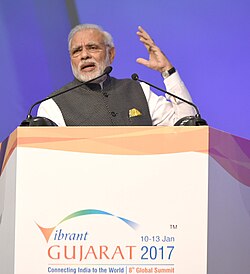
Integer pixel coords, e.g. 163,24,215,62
36,208,139,262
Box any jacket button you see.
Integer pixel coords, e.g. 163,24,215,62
111,112,117,117
103,92,109,97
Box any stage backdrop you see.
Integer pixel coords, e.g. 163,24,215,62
0,0,250,141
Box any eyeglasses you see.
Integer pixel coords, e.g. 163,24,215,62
70,43,107,58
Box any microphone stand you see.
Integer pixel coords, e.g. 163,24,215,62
20,67,113,127
131,73,207,126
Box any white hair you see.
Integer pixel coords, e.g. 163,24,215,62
68,23,114,51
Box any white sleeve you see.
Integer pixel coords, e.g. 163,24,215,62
141,71,196,126
37,99,66,126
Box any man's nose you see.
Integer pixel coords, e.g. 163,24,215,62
80,47,91,60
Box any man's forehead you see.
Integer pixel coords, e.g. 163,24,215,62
71,29,104,45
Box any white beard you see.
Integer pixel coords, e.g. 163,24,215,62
71,54,110,83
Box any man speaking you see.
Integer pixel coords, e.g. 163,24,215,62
37,24,195,126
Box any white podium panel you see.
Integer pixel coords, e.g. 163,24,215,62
0,127,249,274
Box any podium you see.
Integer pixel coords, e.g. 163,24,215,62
0,126,250,274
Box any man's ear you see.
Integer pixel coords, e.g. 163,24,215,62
108,47,116,63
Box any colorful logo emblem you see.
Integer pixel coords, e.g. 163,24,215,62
36,208,138,243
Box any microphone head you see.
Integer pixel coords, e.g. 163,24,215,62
131,73,139,81
104,66,112,74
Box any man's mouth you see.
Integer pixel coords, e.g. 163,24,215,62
80,63,96,72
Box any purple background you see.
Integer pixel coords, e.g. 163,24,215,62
0,0,249,141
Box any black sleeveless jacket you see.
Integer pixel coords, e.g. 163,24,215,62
51,76,153,126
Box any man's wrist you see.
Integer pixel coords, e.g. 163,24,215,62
161,67,176,79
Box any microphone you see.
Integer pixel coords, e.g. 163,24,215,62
131,73,207,126
20,66,113,126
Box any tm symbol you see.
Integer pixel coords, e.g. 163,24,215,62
170,224,178,229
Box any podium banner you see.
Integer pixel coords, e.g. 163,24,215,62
0,126,249,274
